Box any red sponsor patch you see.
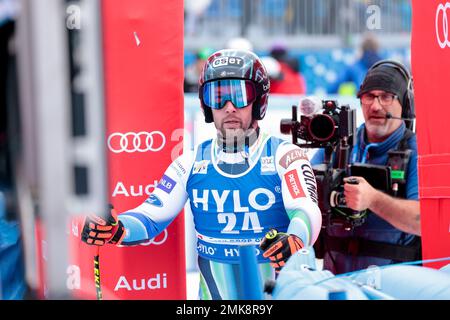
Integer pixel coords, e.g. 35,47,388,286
284,169,306,199
279,149,308,169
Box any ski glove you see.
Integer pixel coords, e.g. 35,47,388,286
260,229,303,273
81,204,125,246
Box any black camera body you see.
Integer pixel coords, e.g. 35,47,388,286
281,100,356,149
280,99,360,230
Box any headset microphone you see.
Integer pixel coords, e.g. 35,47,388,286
385,112,413,121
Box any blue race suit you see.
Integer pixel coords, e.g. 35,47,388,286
311,122,419,274
117,131,322,299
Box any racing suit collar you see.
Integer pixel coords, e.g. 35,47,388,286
218,126,260,153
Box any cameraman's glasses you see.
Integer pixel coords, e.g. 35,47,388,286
360,92,398,107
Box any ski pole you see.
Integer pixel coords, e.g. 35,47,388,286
94,246,102,300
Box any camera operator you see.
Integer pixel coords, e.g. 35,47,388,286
311,60,421,274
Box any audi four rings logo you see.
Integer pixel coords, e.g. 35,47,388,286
139,229,168,246
108,131,166,153
436,2,450,48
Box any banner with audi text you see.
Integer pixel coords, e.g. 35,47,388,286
412,0,450,268
70,0,186,299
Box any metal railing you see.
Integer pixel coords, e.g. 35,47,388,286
184,0,411,49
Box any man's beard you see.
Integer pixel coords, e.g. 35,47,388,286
217,124,259,152
365,121,391,141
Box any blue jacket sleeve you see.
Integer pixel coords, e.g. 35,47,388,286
310,148,325,166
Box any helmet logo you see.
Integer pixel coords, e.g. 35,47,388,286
212,57,243,68
255,69,267,83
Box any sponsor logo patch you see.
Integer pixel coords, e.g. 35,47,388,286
193,160,210,174
211,56,243,68
171,160,187,177
279,149,308,169
145,194,163,207
284,169,306,199
301,163,318,204
260,156,275,173
157,175,176,194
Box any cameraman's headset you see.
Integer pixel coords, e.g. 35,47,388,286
364,60,416,193
364,59,415,131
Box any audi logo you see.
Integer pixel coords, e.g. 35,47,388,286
108,131,166,153
139,229,168,246
436,2,450,48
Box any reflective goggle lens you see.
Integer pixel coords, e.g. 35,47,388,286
202,79,256,109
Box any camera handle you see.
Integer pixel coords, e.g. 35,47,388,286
323,145,334,166
346,177,359,185
337,136,351,170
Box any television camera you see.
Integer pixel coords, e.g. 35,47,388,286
280,97,364,231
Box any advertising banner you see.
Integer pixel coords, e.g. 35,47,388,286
70,0,186,299
412,0,450,268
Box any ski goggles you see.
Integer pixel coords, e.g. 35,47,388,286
201,79,257,109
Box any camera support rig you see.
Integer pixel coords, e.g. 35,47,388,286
280,100,358,230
